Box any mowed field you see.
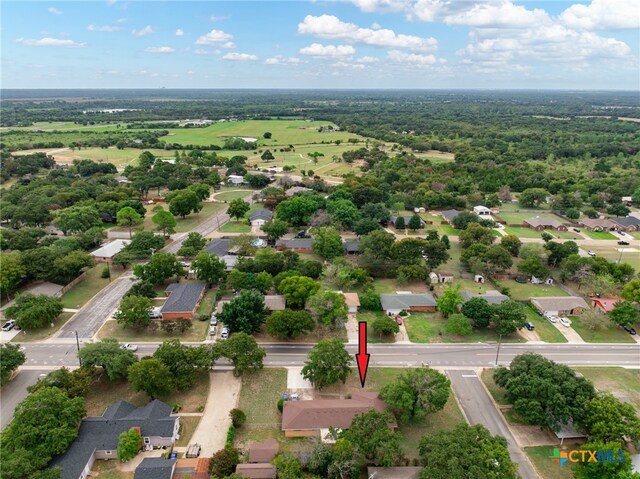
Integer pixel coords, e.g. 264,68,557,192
160,119,363,147
12,147,171,170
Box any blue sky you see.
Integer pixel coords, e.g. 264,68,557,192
1,0,638,89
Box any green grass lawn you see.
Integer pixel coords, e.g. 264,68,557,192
175,416,202,447
372,279,430,294
496,211,548,224
196,289,216,317
11,312,74,343
403,313,525,344
60,264,124,309
214,190,254,202
526,446,575,479
219,221,251,233
573,368,640,408
583,230,617,240
84,372,209,417
577,244,640,270
90,461,133,479
569,316,635,343
173,202,225,233
494,279,569,301
503,226,543,238
548,229,583,240
524,307,567,343
357,311,396,343
97,318,208,342
480,369,509,405
13,146,170,170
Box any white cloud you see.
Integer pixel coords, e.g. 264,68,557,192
145,46,176,53
222,52,257,61
116,18,128,23
351,0,409,12
210,15,229,22
132,25,154,37
299,43,356,57
357,56,380,63
332,61,365,69
48,7,62,15
196,29,233,45
387,49,438,65
441,2,550,28
106,0,117,5
265,56,302,65
298,14,437,51
175,29,185,36
16,37,85,48
88,24,120,32
222,41,235,49
194,49,215,55
559,0,639,30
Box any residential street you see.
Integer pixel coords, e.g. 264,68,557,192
0,369,49,429
448,370,539,479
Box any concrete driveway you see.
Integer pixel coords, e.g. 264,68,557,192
447,369,539,479
551,320,585,343
188,371,241,456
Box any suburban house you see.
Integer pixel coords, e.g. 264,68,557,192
281,391,394,438
523,217,568,231
439,209,460,224
275,238,314,253
227,175,245,186
591,297,622,314
133,458,176,479
342,240,361,255
367,467,423,479
205,237,233,256
342,292,360,314
380,293,437,315
249,209,273,226
473,205,491,216
160,282,206,320
264,294,286,312
429,272,454,284
610,216,640,231
577,218,616,231
248,438,279,463
90,239,131,263
235,464,277,479
530,296,589,316
460,290,509,305
51,400,179,479
389,215,425,228
285,186,311,197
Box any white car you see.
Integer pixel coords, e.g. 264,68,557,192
559,317,572,328
120,343,138,352
220,327,230,340
544,313,558,323
1,320,16,332
148,307,162,319
587,250,596,257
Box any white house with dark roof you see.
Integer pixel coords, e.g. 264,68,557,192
250,209,273,226
51,400,179,479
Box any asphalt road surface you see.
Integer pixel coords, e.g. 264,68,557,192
448,369,539,479
57,276,135,339
0,369,49,429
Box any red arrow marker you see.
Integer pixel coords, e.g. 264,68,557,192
356,321,370,388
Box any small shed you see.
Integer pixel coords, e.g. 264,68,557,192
554,423,587,446
248,438,279,463
342,292,360,314
474,274,485,283
235,463,277,479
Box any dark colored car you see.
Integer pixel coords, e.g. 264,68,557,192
295,230,310,239
573,228,581,233
618,240,630,246
525,322,535,331
622,325,637,335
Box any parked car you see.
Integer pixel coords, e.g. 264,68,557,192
622,325,637,335
295,230,310,239
179,261,190,267
573,228,581,233
120,343,138,352
111,310,120,319
559,317,572,328
148,307,162,319
544,313,558,323
209,325,217,336
220,327,230,340
619,231,626,236
525,322,535,331
618,240,630,246
587,250,596,257
2,320,16,332
210,314,218,326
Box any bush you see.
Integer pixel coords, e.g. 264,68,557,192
360,286,382,311
225,424,235,449
117,429,141,462
277,398,284,413
101,267,110,279
209,447,240,477
229,408,246,428
198,313,209,322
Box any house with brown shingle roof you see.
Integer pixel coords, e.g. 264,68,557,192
530,296,589,316
523,217,568,231
235,463,277,479
342,292,360,314
281,391,393,438
248,438,279,463
578,218,616,231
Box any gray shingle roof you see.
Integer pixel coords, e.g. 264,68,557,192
524,217,564,229
161,282,206,313
460,290,509,305
530,296,589,312
440,210,460,222
275,238,314,249
205,237,232,256
134,458,176,479
250,209,273,222
380,293,436,311
342,240,360,253
51,400,177,479
611,216,640,228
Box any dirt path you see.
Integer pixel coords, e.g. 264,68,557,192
188,371,241,456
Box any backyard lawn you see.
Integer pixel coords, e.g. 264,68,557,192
574,367,640,408
503,226,543,238
11,312,74,343
569,316,635,343
213,189,254,203
89,461,134,479
97,318,208,342
175,416,202,447
219,221,251,233
526,446,575,479
84,372,210,416
494,279,569,301
60,264,124,309
403,313,525,344
196,289,216,317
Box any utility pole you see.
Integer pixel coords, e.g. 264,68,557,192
495,334,502,366
75,331,82,366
